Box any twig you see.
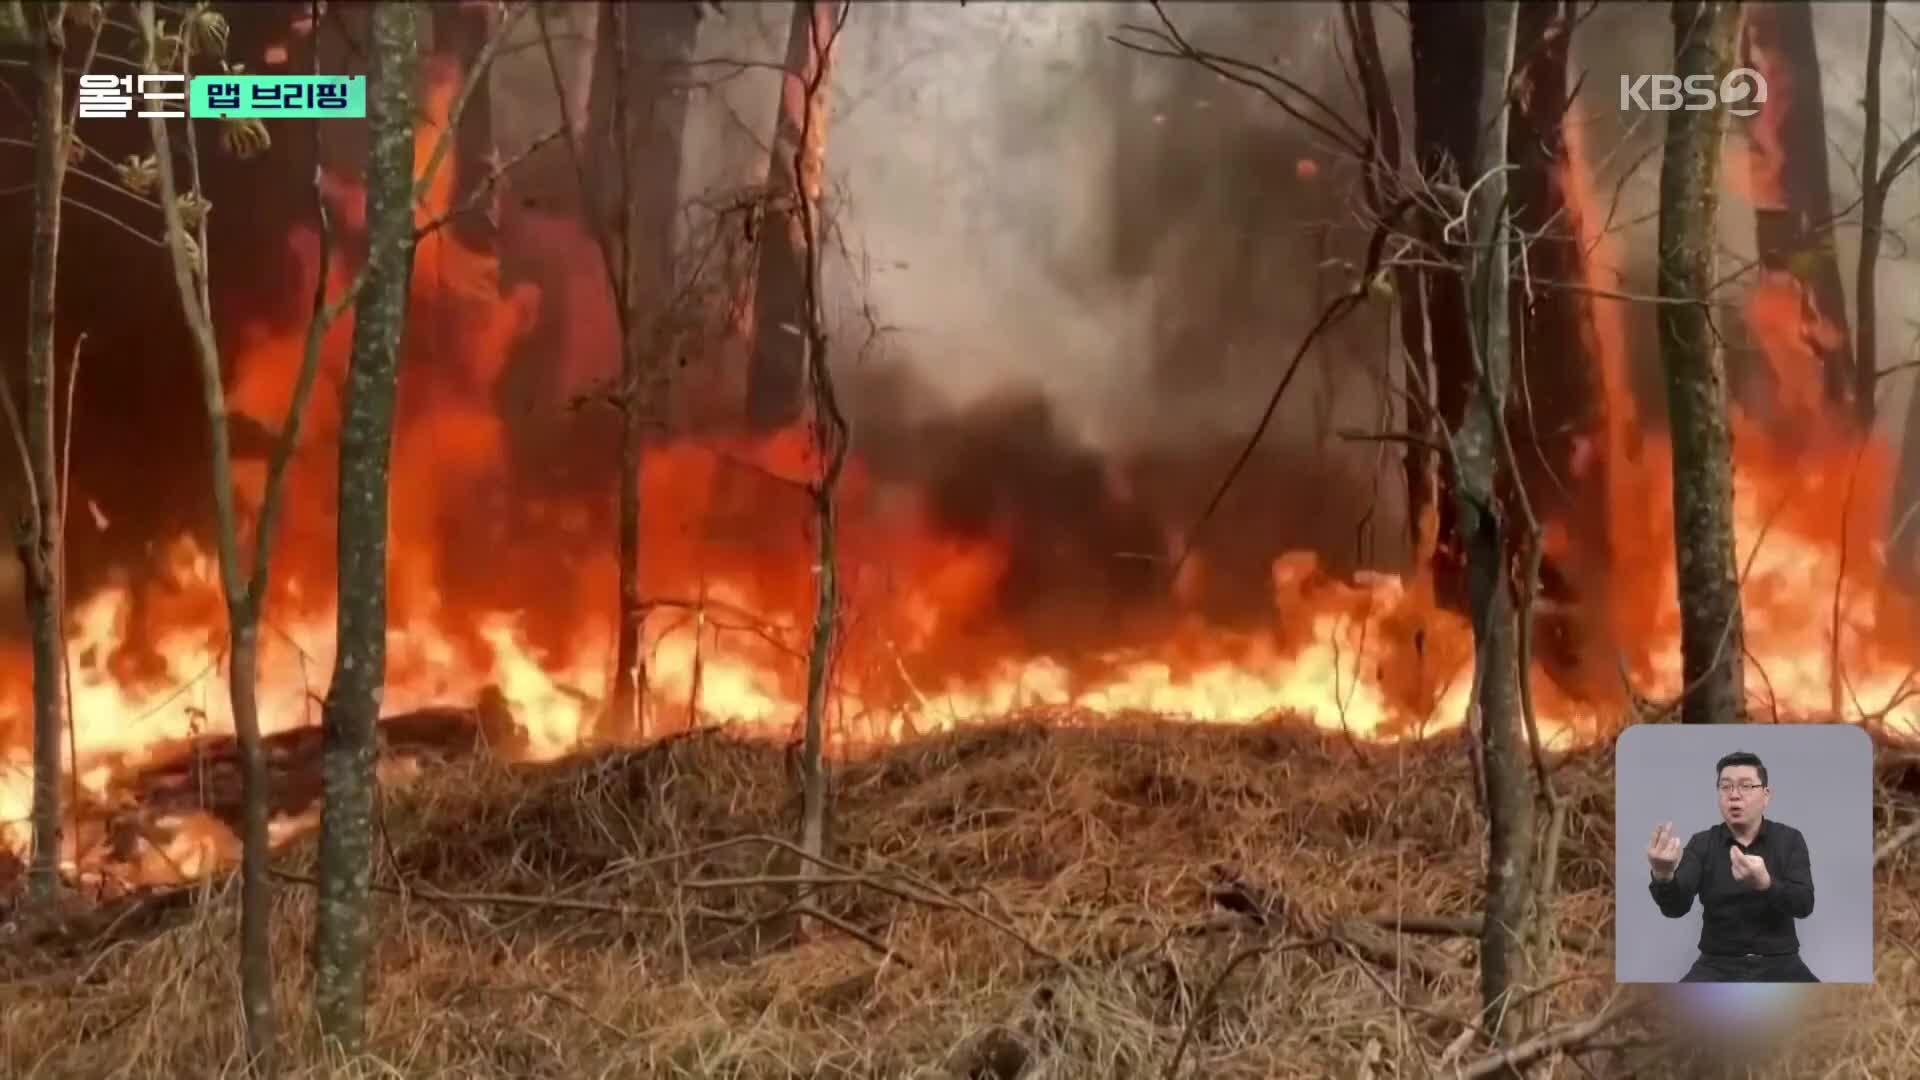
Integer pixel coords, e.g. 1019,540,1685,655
1113,3,1367,159
1338,937,1493,1043
413,125,568,240
268,868,743,923
1338,427,1450,456
458,983,637,1042
790,902,915,967
1161,935,1328,1079
1876,818,1920,865
412,3,533,220
533,5,626,333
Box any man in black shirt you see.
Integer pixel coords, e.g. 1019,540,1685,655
1645,750,1818,982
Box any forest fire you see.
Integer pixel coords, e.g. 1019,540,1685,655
3,7,1919,887
11,3,1920,1076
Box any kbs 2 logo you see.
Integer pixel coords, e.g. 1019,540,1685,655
1618,68,1768,116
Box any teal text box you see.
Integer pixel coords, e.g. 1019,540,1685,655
190,75,365,119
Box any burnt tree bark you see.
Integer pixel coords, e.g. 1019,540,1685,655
1408,2,1485,610
315,1,419,1052
1659,1,1748,725
1456,0,1536,1037
745,1,841,432
1506,0,1611,673
1742,0,1856,426
12,0,69,909
584,1,698,741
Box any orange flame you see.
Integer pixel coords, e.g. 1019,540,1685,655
5,54,1919,880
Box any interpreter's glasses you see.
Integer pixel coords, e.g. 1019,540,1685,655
1717,782,1764,796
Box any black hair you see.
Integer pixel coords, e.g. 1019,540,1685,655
1715,750,1768,788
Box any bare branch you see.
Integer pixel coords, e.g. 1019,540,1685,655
533,4,626,329
414,125,567,240
411,3,534,220
1459,997,1642,1078
1169,196,1416,582
1111,3,1368,160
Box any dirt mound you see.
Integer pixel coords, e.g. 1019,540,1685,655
5,716,1918,1078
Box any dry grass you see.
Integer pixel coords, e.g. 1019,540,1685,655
5,714,1920,1078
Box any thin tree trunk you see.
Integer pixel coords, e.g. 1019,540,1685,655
17,1,68,909
605,2,644,738
137,0,280,1060
746,1,839,433
795,2,849,867
1340,0,1431,571
138,0,278,1065
226,622,273,1068
1860,1,1920,588
1458,0,1533,1038
1858,0,1886,427
587,1,698,740
1660,1,1748,725
1743,0,1856,424
315,2,419,1052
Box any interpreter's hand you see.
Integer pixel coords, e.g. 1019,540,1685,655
1648,822,1684,881
1730,846,1772,891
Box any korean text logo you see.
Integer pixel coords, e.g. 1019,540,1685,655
76,75,367,120
1619,68,1768,117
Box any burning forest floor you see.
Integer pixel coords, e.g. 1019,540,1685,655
5,716,1920,1078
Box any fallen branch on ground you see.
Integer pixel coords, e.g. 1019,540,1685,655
269,869,747,925
1330,918,1455,986
1877,819,1920,866
1458,997,1642,1078
791,903,915,967
1362,913,1597,954
676,833,1064,965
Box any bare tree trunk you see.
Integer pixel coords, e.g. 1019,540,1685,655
13,1,68,909
1859,0,1887,427
1458,0,1534,1037
794,2,849,867
1863,2,1920,587
586,1,698,741
138,0,278,1066
225,623,274,1070
1507,0,1610,677
1743,0,1856,425
315,2,419,1052
1660,1,1748,725
746,1,840,433
1408,2,1485,610
603,3,643,739
1341,1,1430,570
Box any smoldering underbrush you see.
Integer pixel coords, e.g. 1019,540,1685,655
5,718,1919,1078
